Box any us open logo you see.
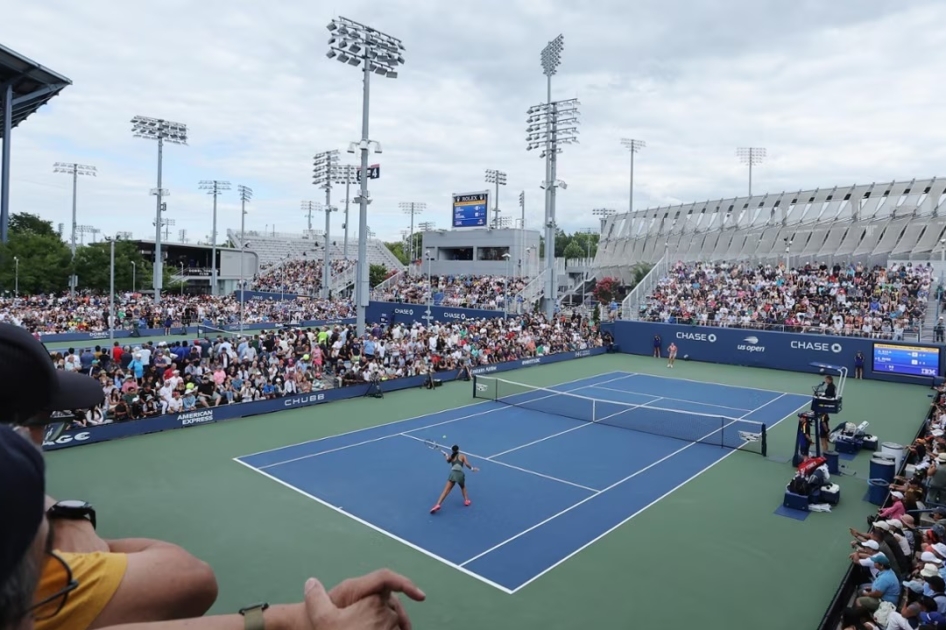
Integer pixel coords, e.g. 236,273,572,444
737,336,765,353
475,383,488,392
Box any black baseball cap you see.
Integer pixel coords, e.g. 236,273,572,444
0,423,45,583
0,323,104,425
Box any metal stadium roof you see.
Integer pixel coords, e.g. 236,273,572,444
0,42,72,138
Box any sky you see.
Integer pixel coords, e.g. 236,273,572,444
2,0,944,247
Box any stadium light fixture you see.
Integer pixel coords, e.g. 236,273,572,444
198,180,231,295
237,185,253,330
592,207,616,235
484,169,508,228
620,139,646,214
736,147,766,197
399,202,426,262
530,34,575,322
327,16,405,336
301,201,323,234
132,116,187,304
331,164,359,260
53,162,97,297
313,150,341,298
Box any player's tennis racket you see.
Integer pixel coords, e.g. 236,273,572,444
424,439,447,455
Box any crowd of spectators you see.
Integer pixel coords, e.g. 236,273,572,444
0,293,353,334
251,256,356,295
838,385,946,629
640,261,933,339
47,312,603,426
372,274,528,311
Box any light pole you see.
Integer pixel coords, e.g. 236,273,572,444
518,191,526,276
103,236,117,341
527,94,580,318
485,169,507,228
313,150,340,299
53,162,97,297
198,180,230,296
592,207,616,233
160,218,176,242
179,263,185,295
327,16,405,336
301,201,322,234
130,261,136,292
736,147,766,196
425,248,433,319
529,34,580,318
502,252,511,316
13,256,18,297
333,165,358,259
620,139,645,214
400,202,425,263
237,185,253,331
131,116,187,305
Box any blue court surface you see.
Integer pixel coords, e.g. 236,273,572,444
235,371,810,593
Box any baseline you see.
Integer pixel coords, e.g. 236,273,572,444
232,458,516,595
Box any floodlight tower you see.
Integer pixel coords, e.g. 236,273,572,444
736,147,766,196
620,139,645,214
332,164,359,259
484,169,507,228
198,180,230,295
75,225,96,245
131,116,187,304
326,16,405,335
301,201,322,233
159,218,175,242
592,207,616,234
528,34,581,318
237,185,253,330
313,150,341,298
399,202,425,263
53,162,97,297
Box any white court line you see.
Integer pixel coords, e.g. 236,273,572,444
609,370,810,397
589,386,754,413
506,397,811,593
398,433,600,493
460,394,799,573
231,458,515,595
239,370,633,460
487,398,660,460
253,372,637,469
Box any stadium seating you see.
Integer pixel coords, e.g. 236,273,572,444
632,261,933,340
371,274,529,311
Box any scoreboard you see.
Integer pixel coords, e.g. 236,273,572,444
452,191,489,228
872,342,940,378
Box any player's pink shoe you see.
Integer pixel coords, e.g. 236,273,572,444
464,499,472,507
430,504,441,514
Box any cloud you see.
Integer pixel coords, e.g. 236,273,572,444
3,0,944,246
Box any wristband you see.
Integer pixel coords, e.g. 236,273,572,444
239,603,269,630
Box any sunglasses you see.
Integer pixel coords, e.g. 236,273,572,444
30,550,79,620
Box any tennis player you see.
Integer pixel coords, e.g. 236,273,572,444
667,342,678,368
430,445,479,514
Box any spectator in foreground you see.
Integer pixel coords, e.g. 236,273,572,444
853,553,900,613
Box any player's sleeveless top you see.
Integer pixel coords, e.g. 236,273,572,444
448,454,465,483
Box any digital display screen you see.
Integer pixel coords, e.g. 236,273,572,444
452,191,489,228
872,343,940,378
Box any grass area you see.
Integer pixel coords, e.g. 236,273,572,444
44,355,929,630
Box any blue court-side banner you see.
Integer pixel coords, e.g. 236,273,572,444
366,302,504,326
602,321,941,385
42,347,606,451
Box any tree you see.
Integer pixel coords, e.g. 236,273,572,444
0,213,72,294
9,213,58,238
384,241,409,265
369,264,389,288
73,241,151,292
593,277,619,304
562,241,584,262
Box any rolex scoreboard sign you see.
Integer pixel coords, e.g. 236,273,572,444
452,191,489,228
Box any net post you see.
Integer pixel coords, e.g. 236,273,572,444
760,423,768,457
472,374,478,398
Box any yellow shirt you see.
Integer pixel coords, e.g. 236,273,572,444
34,551,128,630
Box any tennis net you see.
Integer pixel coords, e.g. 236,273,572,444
473,375,767,456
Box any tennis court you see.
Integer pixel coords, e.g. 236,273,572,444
236,370,810,592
